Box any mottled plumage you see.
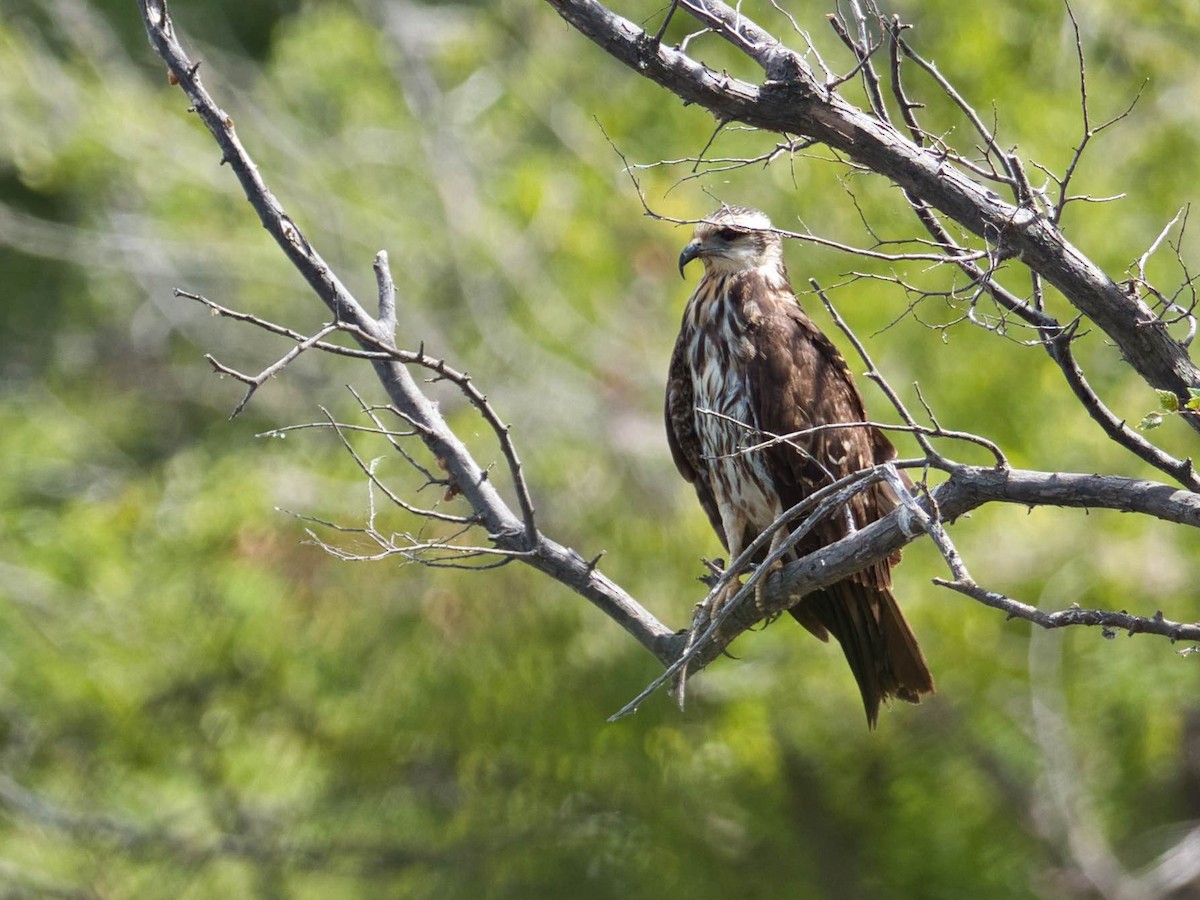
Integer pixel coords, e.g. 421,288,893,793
668,206,933,727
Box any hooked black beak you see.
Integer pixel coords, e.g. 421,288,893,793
678,241,702,278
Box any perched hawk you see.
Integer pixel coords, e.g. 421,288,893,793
667,205,934,727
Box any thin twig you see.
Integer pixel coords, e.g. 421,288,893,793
140,0,678,664
811,278,1005,466
318,407,472,524
207,323,340,419
934,579,1200,642
177,290,391,361
1053,1,1147,223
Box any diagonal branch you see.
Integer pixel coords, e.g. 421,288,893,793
136,0,679,665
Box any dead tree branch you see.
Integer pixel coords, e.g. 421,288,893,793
136,0,679,666
657,463,1200,687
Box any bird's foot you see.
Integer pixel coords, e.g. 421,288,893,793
753,558,784,623
708,575,744,623
683,570,743,651
673,574,740,710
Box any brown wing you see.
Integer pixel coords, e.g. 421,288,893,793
665,323,726,548
750,299,899,548
742,280,934,727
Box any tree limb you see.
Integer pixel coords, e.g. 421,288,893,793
680,464,1200,677
136,0,679,665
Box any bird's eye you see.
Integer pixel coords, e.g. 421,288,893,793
716,227,742,241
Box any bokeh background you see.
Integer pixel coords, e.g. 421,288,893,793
3,1,1200,897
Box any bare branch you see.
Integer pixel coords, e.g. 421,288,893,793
208,323,340,420
620,461,1200,713
696,409,1000,469
865,39,1198,489
886,16,923,144
632,199,989,261
1043,327,1200,491
614,463,904,719
675,0,781,71
823,7,887,101
177,289,389,362
891,27,1019,191
650,0,680,46
1137,208,1186,284
705,465,1200,672
137,0,679,665
317,406,472,525
1052,1,1147,224
347,385,443,487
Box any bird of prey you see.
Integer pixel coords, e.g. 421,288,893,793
667,205,933,727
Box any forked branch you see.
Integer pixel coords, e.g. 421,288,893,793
137,0,679,665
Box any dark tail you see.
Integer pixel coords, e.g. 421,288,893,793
790,582,934,728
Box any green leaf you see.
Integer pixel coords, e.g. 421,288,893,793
1157,389,1180,412
1140,412,1165,430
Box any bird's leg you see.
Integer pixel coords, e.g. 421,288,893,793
711,539,746,623
673,554,737,710
690,547,745,637
712,574,743,622
754,526,788,621
690,569,734,631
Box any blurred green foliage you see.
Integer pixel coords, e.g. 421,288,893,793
2,0,1200,897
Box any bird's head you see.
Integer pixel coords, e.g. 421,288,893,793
678,206,783,278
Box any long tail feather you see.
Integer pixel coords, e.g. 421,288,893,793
793,584,934,728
